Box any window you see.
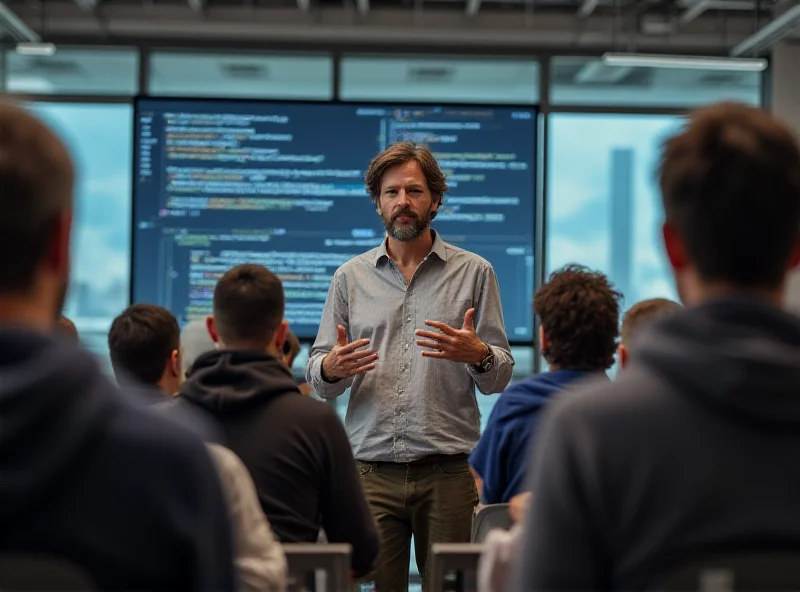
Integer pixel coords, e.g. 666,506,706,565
8,48,138,95
546,113,682,310
550,56,762,107
148,52,333,100
340,56,539,103
29,103,133,361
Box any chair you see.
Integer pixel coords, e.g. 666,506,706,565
471,503,512,543
648,552,800,592
429,543,485,592
282,543,351,592
0,554,95,591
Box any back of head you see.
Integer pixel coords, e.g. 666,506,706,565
108,304,180,386
621,298,683,345
660,103,800,289
213,264,284,349
0,102,73,311
535,264,622,371
55,316,79,341
181,320,215,376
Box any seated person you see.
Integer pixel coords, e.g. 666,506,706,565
180,264,379,576
515,104,800,590
469,265,621,504
108,303,286,592
0,101,235,590
618,297,682,369
282,329,313,396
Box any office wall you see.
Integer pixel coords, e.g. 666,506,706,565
771,42,800,312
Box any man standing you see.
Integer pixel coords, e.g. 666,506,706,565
306,142,514,591
514,103,800,591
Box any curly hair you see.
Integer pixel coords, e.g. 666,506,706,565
534,265,622,371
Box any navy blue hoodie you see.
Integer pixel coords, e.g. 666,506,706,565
0,329,237,591
469,369,597,503
515,296,800,592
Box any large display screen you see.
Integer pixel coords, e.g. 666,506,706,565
132,98,537,340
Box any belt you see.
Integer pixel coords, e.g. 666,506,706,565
357,453,468,467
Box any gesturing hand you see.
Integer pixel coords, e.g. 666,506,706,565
415,308,489,365
321,325,379,382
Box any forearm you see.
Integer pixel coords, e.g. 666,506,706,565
469,344,514,394
306,353,351,399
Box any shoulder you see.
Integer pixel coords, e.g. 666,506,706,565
440,240,494,274
336,246,382,278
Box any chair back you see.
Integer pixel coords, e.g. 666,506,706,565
648,552,800,592
429,543,484,592
0,554,94,591
471,503,512,543
283,543,351,592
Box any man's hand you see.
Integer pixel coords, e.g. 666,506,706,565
321,325,378,381
415,308,488,365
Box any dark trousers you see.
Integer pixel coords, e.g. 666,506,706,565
357,455,479,592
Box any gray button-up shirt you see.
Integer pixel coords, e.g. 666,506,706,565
305,232,514,463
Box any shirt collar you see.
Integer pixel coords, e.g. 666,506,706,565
374,229,448,266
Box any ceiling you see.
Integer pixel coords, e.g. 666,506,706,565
0,0,794,53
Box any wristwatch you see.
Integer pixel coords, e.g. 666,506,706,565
472,343,495,374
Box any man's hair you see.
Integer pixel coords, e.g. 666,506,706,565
534,264,622,371
620,298,683,344
213,264,284,347
55,315,79,340
660,102,800,289
0,102,74,293
108,304,181,386
282,330,301,366
364,142,449,215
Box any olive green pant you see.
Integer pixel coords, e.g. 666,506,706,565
357,456,479,592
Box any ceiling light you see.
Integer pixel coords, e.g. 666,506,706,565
16,42,57,57
602,52,767,72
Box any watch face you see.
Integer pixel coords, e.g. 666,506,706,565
483,360,494,372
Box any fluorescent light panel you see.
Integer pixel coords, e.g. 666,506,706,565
602,52,767,72
16,42,57,57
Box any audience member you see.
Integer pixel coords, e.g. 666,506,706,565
470,265,621,504
55,315,78,340
0,102,235,590
182,318,215,377
618,298,682,369
282,329,313,395
107,303,287,592
514,103,800,591
180,264,379,576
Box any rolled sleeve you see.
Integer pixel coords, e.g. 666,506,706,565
468,265,514,395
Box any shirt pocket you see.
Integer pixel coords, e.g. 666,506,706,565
422,298,474,332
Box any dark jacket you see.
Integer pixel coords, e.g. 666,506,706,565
469,369,598,504
181,349,379,574
0,329,236,592
514,296,800,591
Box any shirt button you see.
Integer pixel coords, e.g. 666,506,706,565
404,343,409,349
406,315,411,322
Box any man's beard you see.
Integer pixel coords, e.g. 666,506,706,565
382,207,433,242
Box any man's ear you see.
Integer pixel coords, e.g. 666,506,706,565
45,210,72,277
662,222,688,272
617,344,629,370
169,349,180,378
274,320,289,352
206,315,219,344
538,323,548,354
788,241,800,271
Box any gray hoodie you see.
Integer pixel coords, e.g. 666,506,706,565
513,295,800,591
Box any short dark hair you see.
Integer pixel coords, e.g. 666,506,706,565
282,330,301,365
364,142,449,214
660,102,800,289
55,316,79,340
213,264,284,347
534,265,622,371
621,298,683,344
108,304,180,386
0,102,73,292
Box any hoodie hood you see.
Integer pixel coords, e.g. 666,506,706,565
0,329,119,524
635,295,800,426
495,369,598,422
181,349,300,414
